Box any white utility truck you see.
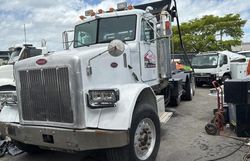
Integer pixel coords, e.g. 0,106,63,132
0,1,194,161
192,51,246,87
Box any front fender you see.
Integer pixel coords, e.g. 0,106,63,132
97,83,154,130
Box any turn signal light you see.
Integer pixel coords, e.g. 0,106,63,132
109,7,115,12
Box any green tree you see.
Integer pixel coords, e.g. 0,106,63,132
173,14,247,53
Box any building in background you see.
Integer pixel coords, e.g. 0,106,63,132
232,42,250,52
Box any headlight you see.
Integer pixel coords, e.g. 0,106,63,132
0,91,17,105
87,89,119,108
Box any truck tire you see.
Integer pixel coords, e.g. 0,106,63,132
106,102,160,161
221,75,231,84
195,81,203,87
12,140,43,154
182,80,193,101
169,95,181,107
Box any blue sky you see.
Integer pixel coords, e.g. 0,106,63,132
0,0,249,51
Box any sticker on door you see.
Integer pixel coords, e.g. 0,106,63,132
144,50,156,68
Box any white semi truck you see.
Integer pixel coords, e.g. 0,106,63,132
192,51,246,87
0,1,194,160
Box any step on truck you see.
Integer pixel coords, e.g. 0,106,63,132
0,1,194,160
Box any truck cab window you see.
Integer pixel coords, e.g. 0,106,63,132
30,49,42,57
99,15,137,43
220,54,228,66
74,20,98,48
8,47,22,64
141,20,155,42
74,15,136,48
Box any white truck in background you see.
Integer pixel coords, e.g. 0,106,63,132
0,51,10,66
0,44,45,92
0,1,194,161
192,51,247,87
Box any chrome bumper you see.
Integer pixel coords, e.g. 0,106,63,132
0,122,129,152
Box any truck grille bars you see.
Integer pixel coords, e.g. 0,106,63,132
19,67,73,123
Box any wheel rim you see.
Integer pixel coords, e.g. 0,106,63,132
134,118,156,160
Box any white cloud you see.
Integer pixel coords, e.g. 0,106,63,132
0,0,249,51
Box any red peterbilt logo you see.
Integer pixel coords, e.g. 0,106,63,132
36,59,47,65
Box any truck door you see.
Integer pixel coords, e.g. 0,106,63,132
219,54,230,76
139,19,158,82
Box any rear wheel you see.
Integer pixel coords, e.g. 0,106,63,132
182,79,194,101
106,102,160,161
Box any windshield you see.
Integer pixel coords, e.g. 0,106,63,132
8,48,22,64
74,15,137,48
192,54,219,69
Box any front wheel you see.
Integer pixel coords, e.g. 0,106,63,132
221,75,231,84
106,103,160,161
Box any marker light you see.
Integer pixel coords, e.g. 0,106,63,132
109,7,115,12
127,4,134,10
85,9,94,16
98,9,104,14
117,2,127,10
79,15,86,20
90,11,96,16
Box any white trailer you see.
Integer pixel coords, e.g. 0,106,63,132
0,1,194,160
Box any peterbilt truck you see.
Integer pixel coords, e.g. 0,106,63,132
0,1,194,161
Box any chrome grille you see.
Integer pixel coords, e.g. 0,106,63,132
19,67,73,123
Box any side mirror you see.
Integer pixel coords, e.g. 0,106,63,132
108,39,125,57
62,31,70,50
62,30,74,50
